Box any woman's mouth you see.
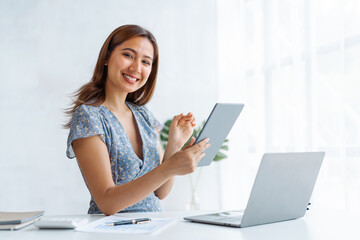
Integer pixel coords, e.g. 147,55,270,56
122,73,139,83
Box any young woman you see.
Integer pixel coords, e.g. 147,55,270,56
65,25,210,215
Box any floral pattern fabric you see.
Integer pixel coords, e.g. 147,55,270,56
66,102,164,214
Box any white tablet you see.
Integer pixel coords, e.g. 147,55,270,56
195,103,244,167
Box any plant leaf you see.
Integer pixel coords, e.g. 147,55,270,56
162,127,169,135
215,151,227,159
220,145,228,150
213,155,227,161
164,119,172,127
160,133,168,142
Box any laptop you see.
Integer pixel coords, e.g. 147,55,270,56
184,152,325,228
195,103,244,167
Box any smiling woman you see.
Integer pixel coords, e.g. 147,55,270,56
64,25,210,215
104,37,154,99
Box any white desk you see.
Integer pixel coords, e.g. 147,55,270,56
1,208,359,240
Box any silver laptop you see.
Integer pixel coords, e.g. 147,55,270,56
184,152,325,228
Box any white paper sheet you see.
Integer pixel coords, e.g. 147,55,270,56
76,215,175,234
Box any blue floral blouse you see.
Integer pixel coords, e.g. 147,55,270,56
66,102,164,214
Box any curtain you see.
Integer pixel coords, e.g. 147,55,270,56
217,0,360,212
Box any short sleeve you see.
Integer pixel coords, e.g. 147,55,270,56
66,105,105,159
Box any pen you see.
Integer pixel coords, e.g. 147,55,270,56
107,218,151,226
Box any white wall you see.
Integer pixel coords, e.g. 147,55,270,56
0,0,219,214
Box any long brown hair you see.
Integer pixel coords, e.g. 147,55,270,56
64,25,159,128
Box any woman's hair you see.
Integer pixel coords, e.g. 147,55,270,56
64,24,159,128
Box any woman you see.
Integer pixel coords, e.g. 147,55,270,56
65,25,210,215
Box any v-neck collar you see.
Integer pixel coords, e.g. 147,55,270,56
100,102,145,162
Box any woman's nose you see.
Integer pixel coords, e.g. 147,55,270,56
129,60,141,73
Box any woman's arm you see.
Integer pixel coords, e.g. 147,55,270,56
154,143,175,199
154,137,197,199
73,134,209,215
154,113,197,199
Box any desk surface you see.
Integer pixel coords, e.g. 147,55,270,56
1,208,359,240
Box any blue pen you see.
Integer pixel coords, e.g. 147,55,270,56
107,218,151,226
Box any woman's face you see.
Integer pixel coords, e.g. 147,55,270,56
105,36,154,94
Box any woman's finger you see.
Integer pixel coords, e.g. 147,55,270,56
195,152,206,165
191,116,196,126
172,113,184,126
183,137,195,150
172,113,183,122
181,113,193,120
191,138,210,154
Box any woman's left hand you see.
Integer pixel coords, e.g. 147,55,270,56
167,113,196,150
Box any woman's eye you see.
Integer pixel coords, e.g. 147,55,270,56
143,60,151,65
123,53,133,59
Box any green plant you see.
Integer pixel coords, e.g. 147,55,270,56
160,119,229,162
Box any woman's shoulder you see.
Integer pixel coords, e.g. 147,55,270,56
71,104,105,127
67,104,107,159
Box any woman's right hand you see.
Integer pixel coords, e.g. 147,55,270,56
162,137,210,177
167,113,196,151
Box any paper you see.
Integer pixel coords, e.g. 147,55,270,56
76,215,175,234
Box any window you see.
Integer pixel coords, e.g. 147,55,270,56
217,0,360,212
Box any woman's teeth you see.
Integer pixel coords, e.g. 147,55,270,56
123,74,137,82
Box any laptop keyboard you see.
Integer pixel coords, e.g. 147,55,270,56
185,211,244,226
217,216,243,223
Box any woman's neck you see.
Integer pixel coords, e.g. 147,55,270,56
102,88,130,116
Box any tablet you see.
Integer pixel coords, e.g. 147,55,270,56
195,103,244,167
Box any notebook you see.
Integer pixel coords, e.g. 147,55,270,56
0,211,44,230
184,152,324,227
